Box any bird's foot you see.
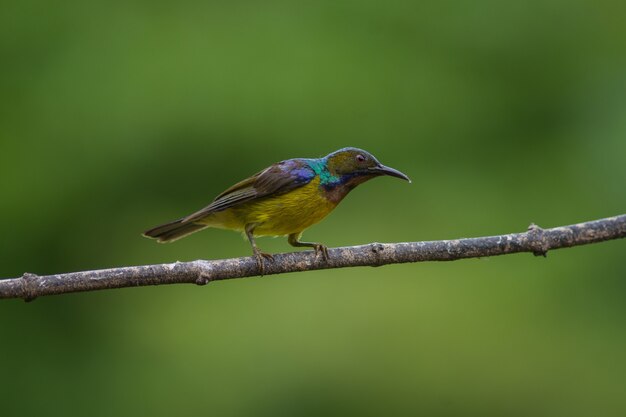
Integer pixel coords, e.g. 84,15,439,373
253,249,274,275
313,244,329,261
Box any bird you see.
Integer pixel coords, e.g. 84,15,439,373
143,147,410,272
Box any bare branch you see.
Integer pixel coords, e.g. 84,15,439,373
1,215,625,301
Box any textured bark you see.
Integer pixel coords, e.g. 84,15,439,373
1,214,625,301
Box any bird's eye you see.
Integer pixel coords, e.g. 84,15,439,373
356,154,365,163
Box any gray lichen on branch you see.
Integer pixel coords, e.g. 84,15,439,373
1,214,625,301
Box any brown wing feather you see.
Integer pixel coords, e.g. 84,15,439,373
182,160,314,223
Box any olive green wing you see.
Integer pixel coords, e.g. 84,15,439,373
182,159,315,223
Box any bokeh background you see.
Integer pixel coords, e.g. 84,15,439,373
1,0,625,416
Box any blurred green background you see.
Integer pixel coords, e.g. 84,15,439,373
1,0,625,415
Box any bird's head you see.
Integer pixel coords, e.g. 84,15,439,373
324,147,411,185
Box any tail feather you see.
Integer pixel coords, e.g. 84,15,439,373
143,219,207,243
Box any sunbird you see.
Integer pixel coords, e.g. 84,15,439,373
143,147,410,271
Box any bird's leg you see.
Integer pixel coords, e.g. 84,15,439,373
288,233,329,261
245,223,274,274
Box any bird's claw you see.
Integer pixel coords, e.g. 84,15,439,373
314,244,329,261
254,250,274,275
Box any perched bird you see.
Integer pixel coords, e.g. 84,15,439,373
143,147,410,271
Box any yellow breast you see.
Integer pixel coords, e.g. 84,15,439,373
198,177,338,236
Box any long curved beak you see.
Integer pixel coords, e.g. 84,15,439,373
369,164,411,183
